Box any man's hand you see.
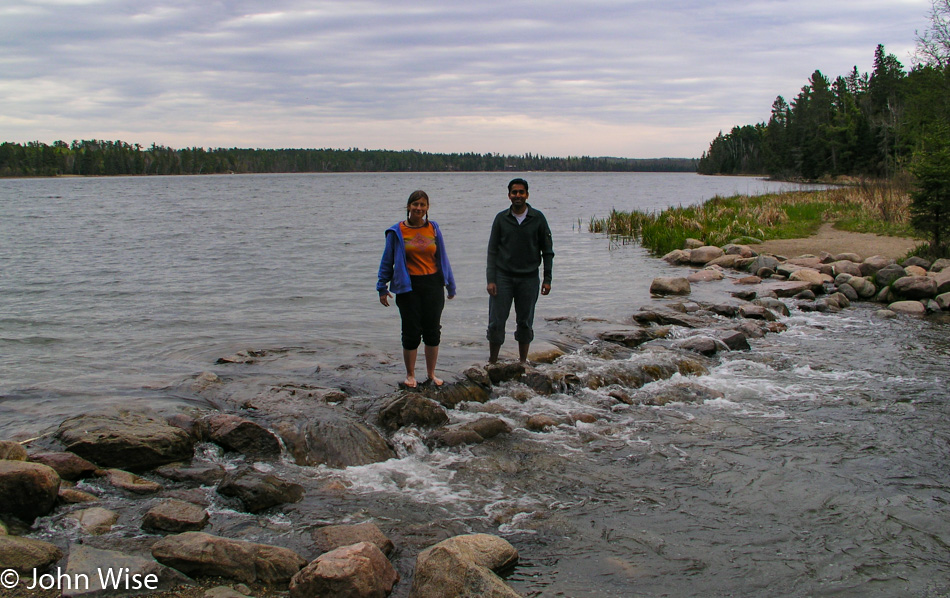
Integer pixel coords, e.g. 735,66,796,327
487,283,497,297
541,283,551,296
379,292,392,306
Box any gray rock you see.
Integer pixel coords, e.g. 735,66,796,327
837,283,859,302
829,260,863,277
672,336,725,356
56,410,195,471
197,414,281,460
874,263,907,288
378,393,449,432
935,268,950,294
649,276,691,296
485,362,526,385
153,462,226,486
888,301,927,315
661,249,691,265
902,256,932,270
598,326,671,347
847,276,877,298
275,406,396,468
875,309,898,319
689,245,725,265
860,255,894,277
633,307,709,328
747,255,780,274
643,382,725,406
0,460,60,520
151,531,306,584
409,534,519,598
753,297,790,317
430,379,492,409
739,305,777,321
931,258,950,272
936,292,950,310
63,544,194,597
462,365,492,387
716,331,751,351
833,252,862,263
142,499,209,533
891,276,938,300
216,468,304,513
0,536,63,574
290,542,398,598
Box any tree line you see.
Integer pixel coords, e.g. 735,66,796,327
697,43,950,180
0,141,697,177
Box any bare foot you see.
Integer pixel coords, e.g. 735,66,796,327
403,376,418,388
425,376,444,387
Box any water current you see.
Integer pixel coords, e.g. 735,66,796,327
2,172,948,596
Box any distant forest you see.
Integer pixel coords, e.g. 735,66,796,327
0,141,697,177
698,41,950,179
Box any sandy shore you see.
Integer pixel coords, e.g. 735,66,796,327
748,223,922,260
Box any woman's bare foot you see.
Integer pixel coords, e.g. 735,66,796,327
425,375,444,387
403,376,418,388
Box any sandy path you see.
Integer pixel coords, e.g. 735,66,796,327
748,223,922,260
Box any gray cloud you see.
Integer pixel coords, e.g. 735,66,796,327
0,0,931,157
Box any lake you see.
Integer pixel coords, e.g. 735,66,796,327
2,172,948,596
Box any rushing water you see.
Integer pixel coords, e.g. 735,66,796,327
3,172,949,596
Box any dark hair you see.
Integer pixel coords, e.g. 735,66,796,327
508,178,529,192
406,189,429,223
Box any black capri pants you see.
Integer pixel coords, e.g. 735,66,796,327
395,273,445,350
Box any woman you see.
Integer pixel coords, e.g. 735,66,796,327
377,190,456,388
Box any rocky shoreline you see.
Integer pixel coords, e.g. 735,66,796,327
1,240,948,598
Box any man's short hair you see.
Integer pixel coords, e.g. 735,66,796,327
508,178,529,192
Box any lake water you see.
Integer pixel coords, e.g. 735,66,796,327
2,172,949,596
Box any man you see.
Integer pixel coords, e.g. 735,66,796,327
486,178,554,363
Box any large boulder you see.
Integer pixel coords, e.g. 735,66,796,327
63,544,194,597
0,536,63,574
888,300,927,315
860,255,894,278
0,460,60,521
409,534,519,598
28,452,99,481
935,268,950,294
649,277,691,296
56,410,195,471
874,263,907,288
151,532,306,584
216,468,304,513
689,245,724,265
274,406,396,468
289,542,398,598
197,414,281,460
891,276,938,300
377,393,449,433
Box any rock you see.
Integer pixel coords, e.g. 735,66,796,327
197,414,281,460
828,292,851,309
753,297,790,317
598,327,670,347
687,268,724,282
739,305,777,321
706,254,740,268
661,249,691,265
0,460,60,520
753,280,823,298
378,393,450,433
847,276,877,298
143,499,210,533
431,379,492,408
936,292,950,310
874,263,907,288
828,260,863,277
153,462,227,486
572,413,598,424
747,255,780,274
216,349,265,364
0,536,63,574
152,532,306,584
0,441,27,461
56,410,195,471
684,238,704,249
888,301,927,315
66,506,119,535
905,265,929,277
105,468,163,494
689,246,725,265
902,256,932,270
787,268,827,285
722,243,755,257
633,306,709,328
428,418,512,448
521,370,557,395
891,276,938,300
485,362,526,385
58,487,99,504
672,336,724,356
833,252,862,263
28,451,99,481
526,415,559,431
644,382,725,406
312,522,395,557
837,283,859,302
649,277,691,296
409,533,519,598
290,541,398,598
462,365,492,387
931,258,950,272
935,268,950,294
274,406,396,468
875,309,898,319
62,544,194,597
859,255,893,278
217,468,304,513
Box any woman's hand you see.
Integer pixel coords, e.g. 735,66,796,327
379,292,392,306
448,294,456,300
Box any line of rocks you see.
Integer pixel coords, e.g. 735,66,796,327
657,240,950,316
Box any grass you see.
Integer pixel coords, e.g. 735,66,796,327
588,178,917,256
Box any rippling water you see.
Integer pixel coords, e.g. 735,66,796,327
4,172,949,596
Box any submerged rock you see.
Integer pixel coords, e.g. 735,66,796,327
274,406,396,468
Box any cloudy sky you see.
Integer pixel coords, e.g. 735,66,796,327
0,0,933,158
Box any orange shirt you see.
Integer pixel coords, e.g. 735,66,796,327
400,221,438,276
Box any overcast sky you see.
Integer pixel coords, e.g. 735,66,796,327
0,0,933,158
